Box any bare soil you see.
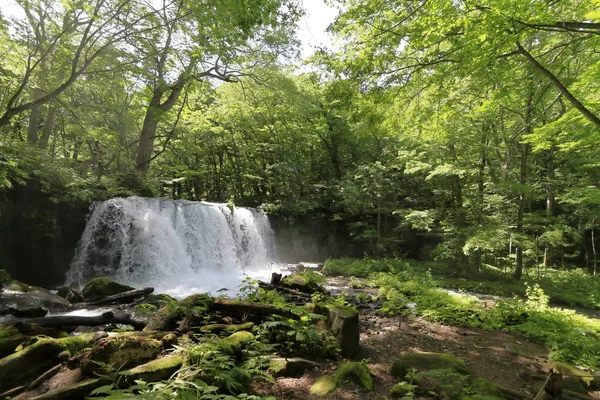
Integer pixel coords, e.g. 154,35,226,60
253,311,600,399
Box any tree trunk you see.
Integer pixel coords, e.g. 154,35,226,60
37,101,58,149
26,88,44,145
592,224,597,276
135,92,163,173
514,142,530,280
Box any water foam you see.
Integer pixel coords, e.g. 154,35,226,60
66,197,278,297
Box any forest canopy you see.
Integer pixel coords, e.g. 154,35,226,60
1,0,600,279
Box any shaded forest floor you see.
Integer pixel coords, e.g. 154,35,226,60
253,300,600,399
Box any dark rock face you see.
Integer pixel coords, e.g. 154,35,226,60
0,184,89,288
0,284,72,317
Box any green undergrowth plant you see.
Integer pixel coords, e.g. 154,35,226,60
373,270,600,369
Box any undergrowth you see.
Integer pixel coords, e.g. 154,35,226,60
325,257,600,369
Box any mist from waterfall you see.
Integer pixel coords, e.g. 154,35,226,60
66,197,278,298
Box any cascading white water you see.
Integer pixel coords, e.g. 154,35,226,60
66,197,278,297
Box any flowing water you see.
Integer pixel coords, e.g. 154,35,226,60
66,197,279,298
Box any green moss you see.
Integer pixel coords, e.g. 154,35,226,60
139,294,177,308
0,269,11,286
218,331,255,355
120,354,184,384
178,293,211,308
143,303,179,331
87,335,162,371
553,362,592,383
458,378,503,399
324,303,358,318
81,278,134,300
0,324,27,358
310,375,338,396
390,382,417,398
200,322,254,334
281,272,325,293
391,352,469,378
335,362,373,390
268,359,288,375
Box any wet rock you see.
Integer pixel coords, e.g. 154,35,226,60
85,335,162,373
391,352,469,378
81,278,135,302
0,283,71,317
161,333,178,349
56,284,84,304
281,273,325,294
143,304,179,332
136,294,176,309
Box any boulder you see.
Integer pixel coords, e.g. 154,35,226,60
56,285,84,304
553,361,592,384
143,304,179,331
218,331,255,355
317,303,360,357
309,361,373,397
391,352,469,378
563,376,589,394
120,354,184,385
85,335,162,373
0,283,71,317
269,357,319,377
199,322,254,335
137,294,176,309
81,278,135,302
281,272,325,294
458,377,504,399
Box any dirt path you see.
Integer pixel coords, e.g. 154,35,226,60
254,311,599,399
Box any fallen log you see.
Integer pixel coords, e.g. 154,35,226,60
15,311,146,330
210,298,296,319
87,287,154,306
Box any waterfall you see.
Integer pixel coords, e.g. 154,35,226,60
66,197,277,297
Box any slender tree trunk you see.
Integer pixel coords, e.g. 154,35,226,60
592,222,597,276
27,88,44,145
136,90,163,173
38,101,58,149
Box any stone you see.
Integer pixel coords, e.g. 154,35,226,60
161,333,178,349
553,361,592,384
309,361,373,397
120,354,184,385
0,283,71,317
310,375,338,396
143,304,179,332
562,376,589,394
137,294,176,309
390,382,418,398
317,303,360,357
81,278,135,302
281,272,325,294
458,378,504,399
199,322,254,334
218,331,255,355
269,357,319,377
391,352,469,378
85,335,162,373
56,285,84,304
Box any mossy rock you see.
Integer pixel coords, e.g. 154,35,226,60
310,375,338,396
218,331,255,355
120,354,184,385
281,273,325,294
309,362,373,397
458,378,504,400
0,332,104,391
563,376,589,395
390,382,418,398
391,352,469,378
178,293,211,309
335,362,373,390
0,284,71,316
86,335,162,372
317,303,359,357
138,294,176,309
82,278,135,301
0,324,28,358
553,362,592,384
268,357,319,377
143,304,179,331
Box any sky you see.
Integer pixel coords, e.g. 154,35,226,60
0,0,339,60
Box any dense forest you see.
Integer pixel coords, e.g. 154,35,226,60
1,0,600,280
